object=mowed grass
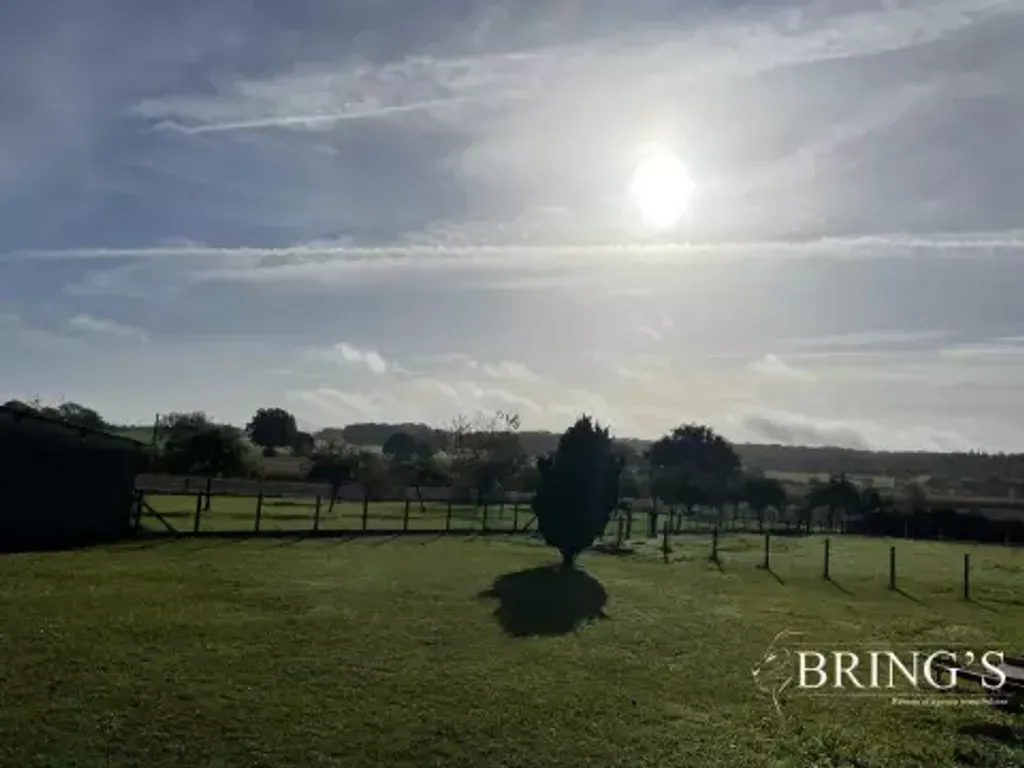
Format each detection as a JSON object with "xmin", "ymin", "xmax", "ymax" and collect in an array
[{"xmin": 2, "ymin": 535, "xmax": 1024, "ymax": 768}]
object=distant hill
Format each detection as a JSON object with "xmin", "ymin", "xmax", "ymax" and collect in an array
[{"xmin": 311, "ymin": 422, "xmax": 1024, "ymax": 481}]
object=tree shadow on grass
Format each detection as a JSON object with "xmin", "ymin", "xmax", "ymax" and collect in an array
[
  {"xmin": 967, "ymin": 598, "xmax": 997, "ymax": 613},
  {"xmin": 826, "ymin": 578, "xmax": 855, "ymax": 596},
  {"xmin": 178, "ymin": 537, "xmax": 244, "ymax": 553},
  {"xmin": 958, "ymin": 721, "xmax": 1024, "ymax": 748},
  {"xmin": 894, "ymin": 587, "xmax": 927, "ymax": 606},
  {"xmin": 478, "ymin": 565, "xmax": 609, "ymax": 637},
  {"xmin": 592, "ymin": 542, "xmax": 635, "ymax": 557}
]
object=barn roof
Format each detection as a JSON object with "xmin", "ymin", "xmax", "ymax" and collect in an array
[{"xmin": 0, "ymin": 404, "xmax": 146, "ymax": 450}]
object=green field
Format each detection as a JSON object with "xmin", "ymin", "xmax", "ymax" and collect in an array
[
  {"xmin": 145, "ymin": 493, "xmax": 532, "ymax": 533},
  {"xmin": 1, "ymin": 535, "xmax": 1023, "ymax": 767}
]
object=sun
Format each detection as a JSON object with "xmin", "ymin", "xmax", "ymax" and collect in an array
[{"xmin": 628, "ymin": 144, "xmax": 696, "ymax": 230}]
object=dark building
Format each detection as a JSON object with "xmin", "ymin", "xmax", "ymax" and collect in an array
[{"xmin": 0, "ymin": 405, "xmax": 145, "ymax": 551}]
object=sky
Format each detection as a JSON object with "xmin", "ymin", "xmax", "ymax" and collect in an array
[{"xmin": 3, "ymin": 0, "xmax": 1024, "ymax": 452}]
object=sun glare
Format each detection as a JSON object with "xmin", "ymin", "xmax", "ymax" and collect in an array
[{"xmin": 629, "ymin": 144, "xmax": 696, "ymax": 230}]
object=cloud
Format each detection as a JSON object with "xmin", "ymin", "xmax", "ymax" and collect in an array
[
  {"xmin": 124, "ymin": 1, "xmax": 1016, "ymax": 136},
  {"xmin": 408, "ymin": 352, "xmax": 481, "ymax": 370},
  {"xmin": 779, "ymin": 329, "xmax": 951, "ymax": 350},
  {"xmin": 325, "ymin": 344, "xmax": 389, "ymax": 376},
  {"xmin": 638, "ymin": 326, "xmax": 663, "ymax": 342},
  {"xmin": 616, "ymin": 366, "xmax": 656, "ymax": 382},
  {"xmin": 454, "ymin": 380, "xmax": 543, "ymax": 412},
  {"xmin": 481, "ymin": 360, "xmax": 540, "ymax": 382},
  {"xmin": 63, "ymin": 265, "xmax": 153, "ymax": 298},
  {"xmin": 412, "ymin": 378, "xmax": 461, "ymax": 399},
  {"xmin": 737, "ymin": 409, "xmax": 979, "ymax": 452},
  {"xmin": 310, "ymin": 342, "xmax": 389, "ymax": 375},
  {"xmin": 128, "ymin": 44, "xmax": 597, "ymax": 134},
  {"xmin": 295, "ymin": 388, "xmax": 388, "ymax": 420},
  {"xmin": 14, "ymin": 230, "xmax": 1024, "ymax": 298},
  {"xmin": 67, "ymin": 314, "xmax": 147, "ymax": 341},
  {"xmin": 937, "ymin": 342, "xmax": 1024, "ymax": 361},
  {"xmin": 747, "ymin": 354, "xmax": 816, "ymax": 381},
  {"xmin": 148, "ymin": 96, "xmax": 480, "ymax": 135},
  {"xmin": 741, "ymin": 412, "xmax": 871, "ymax": 450},
  {"xmin": 0, "ymin": 312, "xmax": 80, "ymax": 351},
  {"xmin": 340, "ymin": 343, "xmax": 387, "ymax": 375}
]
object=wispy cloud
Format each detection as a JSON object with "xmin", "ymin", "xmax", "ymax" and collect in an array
[
  {"xmin": 148, "ymin": 97, "xmax": 480, "ymax": 135},
  {"xmin": 16, "ymin": 230, "xmax": 1024, "ymax": 271},
  {"xmin": 747, "ymin": 354, "xmax": 815, "ymax": 382},
  {"xmin": 453, "ymin": 380, "xmax": 543, "ymax": 412},
  {"xmin": 307, "ymin": 342, "xmax": 389, "ymax": 375},
  {"xmin": 128, "ymin": 45, "xmax": 596, "ymax": 134},
  {"xmin": 481, "ymin": 360, "xmax": 540, "ymax": 382},
  {"xmin": 67, "ymin": 314, "xmax": 147, "ymax": 341},
  {"xmin": 736, "ymin": 408, "xmax": 981, "ymax": 452},
  {"xmin": 295, "ymin": 388, "xmax": 389, "ymax": 420},
  {"xmin": 937, "ymin": 342, "xmax": 1024, "ymax": 361},
  {"xmin": 779, "ymin": 329, "xmax": 951, "ymax": 350},
  {"xmin": 0, "ymin": 313, "xmax": 80, "ymax": 350},
  {"xmin": 126, "ymin": 1, "xmax": 1017, "ymax": 136},
  {"xmin": 616, "ymin": 366, "xmax": 657, "ymax": 382},
  {"xmin": 409, "ymin": 352, "xmax": 481, "ymax": 369}
]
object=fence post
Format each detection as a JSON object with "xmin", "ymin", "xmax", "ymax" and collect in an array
[
  {"xmin": 255, "ymin": 492, "xmax": 264, "ymax": 533},
  {"xmin": 625, "ymin": 509, "xmax": 633, "ymax": 540},
  {"xmin": 662, "ymin": 519, "xmax": 670, "ymax": 564},
  {"xmin": 193, "ymin": 492, "xmax": 203, "ymax": 534},
  {"xmin": 963, "ymin": 553, "xmax": 971, "ymax": 600},
  {"xmin": 711, "ymin": 526, "xmax": 720, "ymax": 563},
  {"xmin": 763, "ymin": 533, "xmax": 771, "ymax": 570},
  {"xmin": 447, "ymin": 496, "xmax": 453, "ymax": 532},
  {"xmin": 403, "ymin": 498, "xmax": 410, "ymax": 532},
  {"xmin": 204, "ymin": 477, "xmax": 212, "ymax": 512},
  {"xmin": 482, "ymin": 501, "xmax": 489, "ymax": 533},
  {"xmin": 512, "ymin": 503, "xmax": 519, "ymax": 533},
  {"xmin": 133, "ymin": 491, "xmax": 143, "ymax": 530},
  {"xmin": 889, "ymin": 545, "xmax": 896, "ymax": 590},
  {"xmin": 616, "ymin": 516, "xmax": 625, "ymax": 548},
  {"xmin": 824, "ymin": 538, "xmax": 831, "ymax": 580},
  {"xmin": 313, "ymin": 495, "xmax": 321, "ymax": 532},
  {"xmin": 362, "ymin": 496, "xmax": 369, "ymax": 531}
]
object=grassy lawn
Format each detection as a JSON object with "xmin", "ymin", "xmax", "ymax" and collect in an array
[{"xmin": 1, "ymin": 535, "xmax": 1023, "ymax": 767}]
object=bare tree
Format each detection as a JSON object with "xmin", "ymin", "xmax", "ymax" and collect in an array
[{"xmin": 443, "ymin": 410, "xmax": 524, "ymax": 506}]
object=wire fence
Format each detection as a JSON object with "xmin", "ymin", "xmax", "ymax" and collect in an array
[{"xmin": 132, "ymin": 487, "xmax": 1024, "ymax": 609}]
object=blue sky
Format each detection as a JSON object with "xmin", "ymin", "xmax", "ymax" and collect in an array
[{"xmin": 3, "ymin": 0, "xmax": 1024, "ymax": 451}]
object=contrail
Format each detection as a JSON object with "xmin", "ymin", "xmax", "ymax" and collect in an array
[{"xmin": 152, "ymin": 95, "xmax": 477, "ymax": 134}]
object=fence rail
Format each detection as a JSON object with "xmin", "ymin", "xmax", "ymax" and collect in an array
[{"xmin": 132, "ymin": 473, "xmax": 1024, "ymax": 551}]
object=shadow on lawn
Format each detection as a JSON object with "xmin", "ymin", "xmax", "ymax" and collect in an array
[
  {"xmin": 478, "ymin": 565, "xmax": 608, "ymax": 638},
  {"xmin": 958, "ymin": 721, "xmax": 1024, "ymax": 750}
]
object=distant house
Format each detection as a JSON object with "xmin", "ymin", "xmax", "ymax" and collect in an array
[
  {"xmin": 0, "ymin": 404, "xmax": 145, "ymax": 550},
  {"xmin": 257, "ymin": 455, "xmax": 313, "ymax": 480}
]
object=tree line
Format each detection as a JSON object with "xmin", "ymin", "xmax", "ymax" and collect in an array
[
  {"xmin": 9, "ymin": 398, "xmax": 1024, "ymax": 491},
  {"xmin": 319, "ymin": 423, "xmax": 1024, "ymax": 490},
  {"xmin": 5, "ymin": 398, "xmax": 1021, "ymax": 550}
]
